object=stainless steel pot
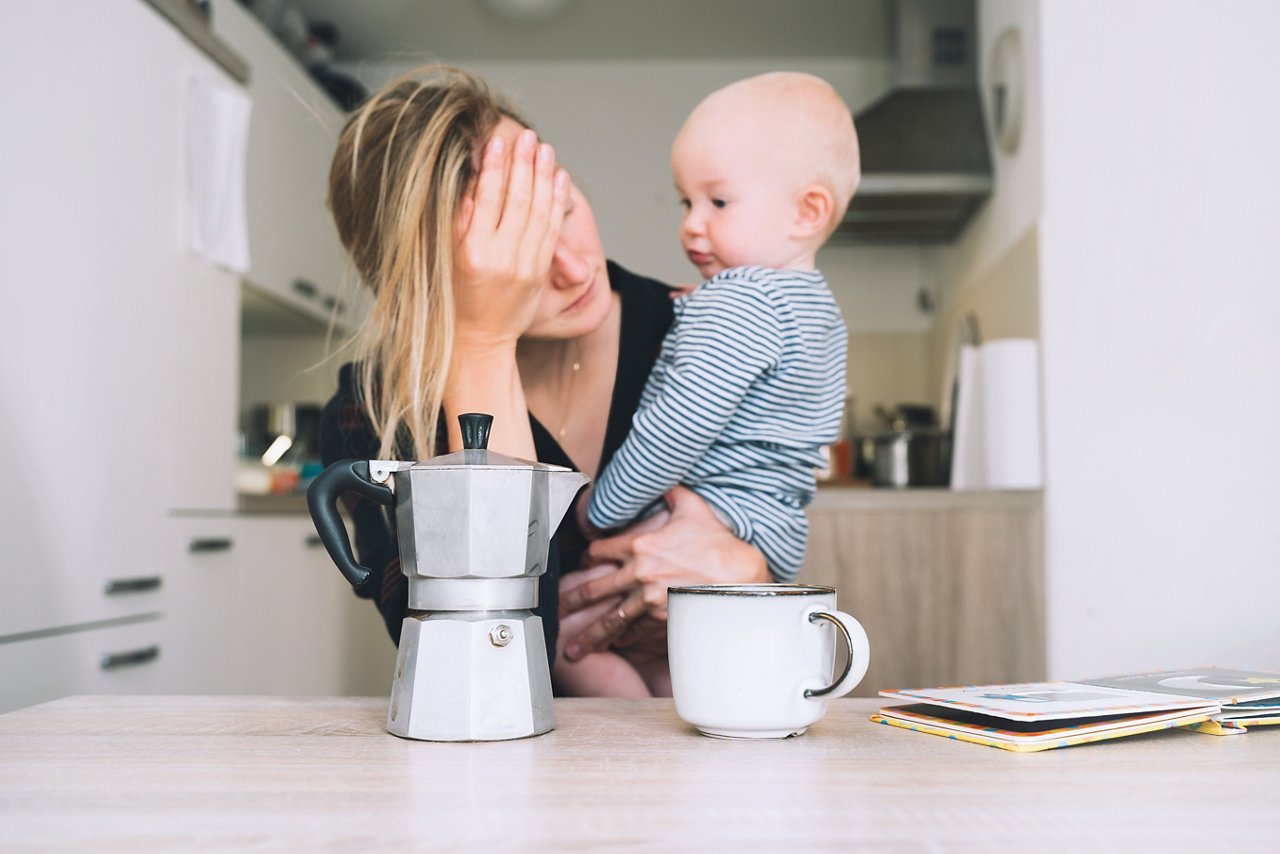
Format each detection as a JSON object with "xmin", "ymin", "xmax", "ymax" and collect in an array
[{"xmin": 871, "ymin": 428, "xmax": 951, "ymax": 488}]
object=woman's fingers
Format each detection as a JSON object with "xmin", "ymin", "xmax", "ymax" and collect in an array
[
  {"xmin": 558, "ymin": 594, "xmax": 623, "ymax": 639},
  {"xmin": 616, "ymin": 615, "xmax": 669, "ymax": 649},
  {"xmin": 668, "ymin": 283, "xmax": 700, "ymax": 299},
  {"xmin": 558, "ymin": 562, "xmax": 637, "ymax": 616},
  {"xmin": 466, "ymin": 135, "xmax": 507, "ymax": 238},
  {"xmin": 464, "ymin": 128, "xmax": 562, "ymax": 286},
  {"xmin": 517, "ymin": 143, "xmax": 560, "ymax": 276},
  {"xmin": 559, "ymin": 562, "xmax": 618, "ymax": 594},
  {"xmin": 537, "ymin": 167, "xmax": 570, "ymax": 274},
  {"xmin": 452, "ymin": 128, "xmax": 563, "ymax": 348},
  {"xmin": 562, "ymin": 589, "xmax": 647, "ymax": 661},
  {"xmin": 584, "ymin": 530, "xmax": 641, "ymax": 566},
  {"xmin": 585, "ymin": 506, "xmax": 669, "ymax": 563},
  {"xmin": 497, "ymin": 128, "xmax": 538, "ymax": 237},
  {"xmin": 455, "ymin": 196, "xmax": 476, "ymax": 245}
]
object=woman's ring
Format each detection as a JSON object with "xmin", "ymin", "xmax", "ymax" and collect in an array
[{"xmin": 617, "ymin": 607, "xmax": 627, "ymax": 623}]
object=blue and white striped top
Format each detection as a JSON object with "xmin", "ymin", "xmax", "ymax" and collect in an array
[{"xmin": 588, "ymin": 265, "xmax": 847, "ymax": 580}]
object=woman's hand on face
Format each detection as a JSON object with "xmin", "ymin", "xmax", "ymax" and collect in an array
[
  {"xmin": 454, "ymin": 128, "xmax": 569, "ymax": 352},
  {"xmin": 557, "ymin": 486, "xmax": 769, "ymax": 660}
]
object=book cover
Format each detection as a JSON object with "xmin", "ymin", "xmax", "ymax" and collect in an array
[
  {"xmin": 871, "ymin": 703, "xmax": 1213, "ymax": 753},
  {"xmin": 879, "ymin": 681, "xmax": 1212, "ymax": 720},
  {"xmin": 1083, "ymin": 668, "xmax": 1280, "ymax": 734},
  {"xmin": 873, "ymin": 676, "xmax": 1241, "ymax": 752},
  {"xmin": 1082, "ymin": 668, "xmax": 1280, "ymax": 704}
]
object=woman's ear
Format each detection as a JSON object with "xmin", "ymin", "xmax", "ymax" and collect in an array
[{"xmin": 794, "ymin": 185, "xmax": 835, "ymax": 238}]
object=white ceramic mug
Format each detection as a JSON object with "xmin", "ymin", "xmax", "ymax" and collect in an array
[{"xmin": 667, "ymin": 584, "xmax": 870, "ymax": 739}]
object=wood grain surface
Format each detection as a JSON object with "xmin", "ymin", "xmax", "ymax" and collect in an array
[
  {"xmin": 1, "ymin": 695, "xmax": 1276, "ymax": 851},
  {"xmin": 802, "ymin": 492, "xmax": 1044, "ymax": 695}
]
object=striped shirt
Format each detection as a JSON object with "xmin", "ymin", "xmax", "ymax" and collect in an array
[{"xmin": 588, "ymin": 265, "xmax": 847, "ymax": 580}]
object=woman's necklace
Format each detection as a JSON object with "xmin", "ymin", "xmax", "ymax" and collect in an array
[{"xmin": 556, "ymin": 338, "xmax": 582, "ymax": 441}]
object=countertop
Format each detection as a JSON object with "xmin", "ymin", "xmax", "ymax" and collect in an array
[
  {"xmin": 210, "ymin": 487, "xmax": 1043, "ymax": 517},
  {"xmin": 812, "ymin": 483, "xmax": 1042, "ymax": 510},
  {"xmin": 1, "ymin": 695, "xmax": 1275, "ymax": 850}
]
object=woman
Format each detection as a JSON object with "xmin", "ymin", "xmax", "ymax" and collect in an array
[{"xmin": 319, "ymin": 66, "xmax": 768, "ymax": 694}]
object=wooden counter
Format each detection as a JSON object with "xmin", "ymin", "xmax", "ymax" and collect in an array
[{"xmin": 2, "ymin": 695, "xmax": 1276, "ymax": 850}]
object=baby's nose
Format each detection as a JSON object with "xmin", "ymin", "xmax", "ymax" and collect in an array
[{"xmin": 681, "ymin": 210, "xmax": 704, "ymax": 237}]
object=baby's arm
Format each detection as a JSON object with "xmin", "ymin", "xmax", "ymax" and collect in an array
[{"xmin": 588, "ymin": 278, "xmax": 785, "ymax": 530}]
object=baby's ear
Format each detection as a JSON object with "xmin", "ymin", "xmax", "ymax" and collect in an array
[{"xmin": 794, "ymin": 185, "xmax": 835, "ymax": 238}]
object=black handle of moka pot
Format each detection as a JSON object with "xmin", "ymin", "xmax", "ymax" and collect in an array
[{"xmin": 306, "ymin": 459, "xmax": 394, "ymax": 595}]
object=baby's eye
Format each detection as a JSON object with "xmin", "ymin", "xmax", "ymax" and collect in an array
[
  {"xmin": 711, "ymin": 198, "xmax": 727, "ymax": 209},
  {"xmin": 678, "ymin": 198, "xmax": 691, "ymax": 210}
]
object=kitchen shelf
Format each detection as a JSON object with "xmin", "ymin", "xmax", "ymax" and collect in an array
[{"xmin": 141, "ymin": 0, "xmax": 249, "ymax": 83}]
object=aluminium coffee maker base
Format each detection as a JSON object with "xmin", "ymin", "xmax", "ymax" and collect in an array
[{"xmin": 386, "ymin": 611, "xmax": 555, "ymax": 742}]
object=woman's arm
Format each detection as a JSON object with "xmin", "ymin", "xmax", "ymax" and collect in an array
[
  {"xmin": 558, "ymin": 485, "xmax": 769, "ymax": 661},
  {"xmin": 444, "ymin": 130, "xmax": 569, "ymax": 455}
]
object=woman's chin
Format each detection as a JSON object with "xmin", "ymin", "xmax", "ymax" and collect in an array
[
  {"xmin": 526, "ymin": 277, "xmax": 613, "ymax": 340},
  {"xmin": 562, "ymin": 276, "xmax": 612, "ymax": 333}
]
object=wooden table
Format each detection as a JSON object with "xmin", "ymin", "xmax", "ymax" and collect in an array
[{"xmin": 1, "ymin": 696, "xmax": 1276, "ymax": 851}]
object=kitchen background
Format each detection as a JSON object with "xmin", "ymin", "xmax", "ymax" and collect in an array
[{"xmin": 1, "ymin": 0, "xmax": 1277, "ymax": 713}]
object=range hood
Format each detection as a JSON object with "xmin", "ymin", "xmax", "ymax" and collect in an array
[{"xmin": 833, "ymin": 0, "xmax": 993, "ymax": 245}]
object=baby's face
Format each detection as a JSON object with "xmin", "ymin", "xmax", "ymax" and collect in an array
[{"xmin": 671, "ymin": 116, "xmax": 810, "ymax": 280}]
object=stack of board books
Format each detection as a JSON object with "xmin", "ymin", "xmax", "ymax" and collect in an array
[{"xmin": 871, "ymin": 667, "xmax": 1280, "ymax": 753}]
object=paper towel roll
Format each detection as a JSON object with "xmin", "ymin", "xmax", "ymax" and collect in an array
[
  {"xmin": 950, "ymin": 344, "xmax": 985, "ymax": 490},
  {"xmin": 980, "ymin": 339, "xmax": 1043, "ymax": 490}
]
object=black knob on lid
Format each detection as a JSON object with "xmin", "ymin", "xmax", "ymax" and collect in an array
[{"xmin": 459, "ymin": 413, "xmax": 493, "ymax": 450}]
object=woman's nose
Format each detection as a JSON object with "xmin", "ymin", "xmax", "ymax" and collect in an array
[{"xmin": 551, "ymin": 242, "xmax": 590, "ymax": 288}]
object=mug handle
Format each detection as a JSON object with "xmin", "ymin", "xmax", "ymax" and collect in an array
[{"xmin": 804, "ymin": 610, "xmax": 871, "ymax": 699}]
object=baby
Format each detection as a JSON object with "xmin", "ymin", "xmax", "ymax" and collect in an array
[{"xmin": 558, "ymin": 72, "xmax": 858, "ymax": 698}]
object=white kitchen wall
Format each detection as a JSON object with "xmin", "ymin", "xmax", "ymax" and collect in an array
[
  {"xmin": 926, "ymin": 0, "xmax": 1043, "ymax": 403},
  {"xmin": 931, "ymin": 0, "xmax": 1042, "ymax": 314},
  {"xmin": 1038, "ymin": 1, "xmax": 1280, "ymax": 676}
]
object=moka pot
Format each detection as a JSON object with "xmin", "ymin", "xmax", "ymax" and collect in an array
[{"xmin": 307, "ymin": 413, "xmax": 588, "ymax": 741}]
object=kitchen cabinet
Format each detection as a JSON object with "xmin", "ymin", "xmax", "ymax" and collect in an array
[
  {"xmin": 0, "ymin": 0, "xmax": 375, "ymax": 714},
  {"xmin": 0, "ymin": 0, "xmax": 239, "ymax": 652},
  {"xmin": 208, "ymin": 0, "xmax": 367, "ymax": 331},
  {"xmin": 0, "ymin": 619, "xmax": 174, "ymax": 714},
  {"xmin": 799, "ymin": 488, "xmax": 1044, "ymax": 696},
  {"xmin": 164, "ymin": 514, "xmax": 393, "ymax": 697}
]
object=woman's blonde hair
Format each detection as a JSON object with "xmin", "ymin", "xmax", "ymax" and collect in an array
[{"xmin": 329, "ymin": 65, "xmax": 527, "ymax": 460}]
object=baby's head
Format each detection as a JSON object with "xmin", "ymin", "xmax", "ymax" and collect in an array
[{"xmin": 672, "ymin": 72, "xmax": 859, "ymax": 279}]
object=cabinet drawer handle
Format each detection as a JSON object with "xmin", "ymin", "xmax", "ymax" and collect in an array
[
  {"xmin": 320, "ymin": 295, "xmax": 346, "ymax": 315},
  {"xmin": 100, "ymin": 645, "xmax": 160, "ymax": 671},
  {"xmin": 304, "ymin": 534, "xmax": 323, "ymax": 548},
  {"xmin": 292, "ymin": 278, "xmax": 318, "ymax": 299},
  {"xmin": 104, "ymin": 576, "xmax": 162, "ymax": 595},
  {"xmin": 189, "ymin": 537, "xmax": 234, "ymax": 553}
]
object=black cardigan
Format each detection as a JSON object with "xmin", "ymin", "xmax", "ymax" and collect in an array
[{"xmin": 316, "ymin": 261, "xmax": 674, "ymax": 661}]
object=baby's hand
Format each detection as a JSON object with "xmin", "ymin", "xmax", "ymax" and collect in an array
[{"xmin": 668, "ymin": 283, "xmax": 700, "ymax": 300}]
